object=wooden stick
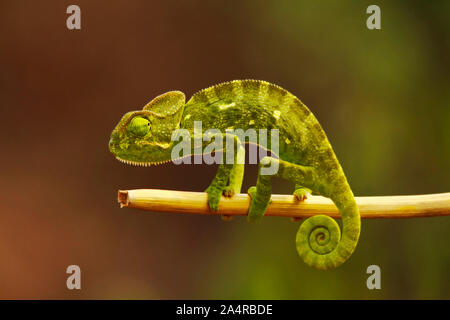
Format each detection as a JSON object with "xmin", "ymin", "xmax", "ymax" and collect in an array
[{"xmin": 117, "ymin": 189, "xmax": 450, "ymax": 219}]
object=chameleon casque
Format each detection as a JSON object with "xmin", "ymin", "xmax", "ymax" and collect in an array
[{"xmin": 109, "ymin": 80, "xmax": 360, "ymax": 270}]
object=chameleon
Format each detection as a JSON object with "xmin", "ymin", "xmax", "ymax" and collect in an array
[{"xmin": 109, "ymin": 80, "xmax": 360, "ymax": 270}]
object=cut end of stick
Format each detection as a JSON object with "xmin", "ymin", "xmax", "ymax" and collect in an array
[{"xmin": 118, "ymin": 190, "xmax": 129, "ymax": 208}]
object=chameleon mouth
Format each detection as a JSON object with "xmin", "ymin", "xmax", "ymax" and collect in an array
[{"xmin": 115, "ymin": 156, "xmax": 172, "ymax": 167}]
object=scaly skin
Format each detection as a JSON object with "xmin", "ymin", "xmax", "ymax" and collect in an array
[{"xmin": 109, "ymin": 80, "xmax": 361, "ymax": 270}]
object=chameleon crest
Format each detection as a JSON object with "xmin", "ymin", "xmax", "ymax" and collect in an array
[{"xmin": 109, "ymin": 80, "xmax": 361, "ymax": 270}]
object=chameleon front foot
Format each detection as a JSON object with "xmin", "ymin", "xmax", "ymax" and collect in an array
[
  {"xmin": 221, "ymin": 215, "xmax": 233, "ymax": 221},
  {"xmin": 205, "ymin": 185, "xmax": 223, "ymax": 211}
]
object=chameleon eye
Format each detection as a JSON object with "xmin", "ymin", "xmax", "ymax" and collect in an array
[{"xmin": 127, "ymin": 116, "xmax": 150, "ymax": 137}]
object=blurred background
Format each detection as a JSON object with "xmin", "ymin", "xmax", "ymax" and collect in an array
[{"xmin": 0, "ymin": 0, "xmax": 449, "ymax": 299}]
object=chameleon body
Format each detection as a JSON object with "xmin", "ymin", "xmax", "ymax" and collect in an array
[{"xmin": 109, "ymin": 80, "xmax": 360, "ymax": 270}]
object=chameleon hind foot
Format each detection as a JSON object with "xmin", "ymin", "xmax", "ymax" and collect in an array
[
  {"xmin": 246, "ymin": 157, "xmax": 280, "ymax": 222},
  {"xmin": 247, "ymin": 186, "xmax": 257, "ymax": 199},
  {"xmin": 293, "ymin": 186, "xmax": 311, "ymax": 202},
  {"xmin": 247, "ymin": 185, "xmax": 272, "ymax": 223},
  {"xmin": 247, "ymin": 186, "xmax": 273, "ymax": 204},
  {"xmin": 206, "ymin": 185, "xmax": 235, "ymax": 220},
  {"xmin": 248, "ymin": 156, "xmax": 317, "ymax": 223}
]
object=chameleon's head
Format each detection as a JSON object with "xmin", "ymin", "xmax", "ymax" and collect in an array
[{"xmin": 109, "ymin": 91, "xmax": 185, "ymax": 166}]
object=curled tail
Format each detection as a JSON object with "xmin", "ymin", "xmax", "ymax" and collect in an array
[{"xmin": 295, "ymin": 182, "xmax": 360, "ymax": 270}]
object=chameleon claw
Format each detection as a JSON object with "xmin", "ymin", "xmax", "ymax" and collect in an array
[{"xmin": 223, "ymin": 186, "xmax": 236, "ymax": 197}]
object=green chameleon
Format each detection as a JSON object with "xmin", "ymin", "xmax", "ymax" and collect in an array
[{"xmin": 109, "ymin": 80, "xmax": 360, "ymax": 270}]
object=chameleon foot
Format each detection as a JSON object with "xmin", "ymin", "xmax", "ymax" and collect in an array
[
  {"xmin": 206, "ymin": 185, "xmax": 223, "ymax": 211},
  {"xmin": 247, "ymin": 186, "xmax": 272, "ymax": 222},
  {"xmin": 293, "ymin": 187, "xmax": 311, "ymax": 202},
  {"xmin": 247, "ymin": 186, "xmax": 272, "ymax": 204},
  {"xmin": 247, "ymin": 186, "xmax": 257, "ymax": 200}
]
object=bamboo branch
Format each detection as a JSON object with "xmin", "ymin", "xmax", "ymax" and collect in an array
[{"xmin": 117, "ymin": 189, "xmax": 450, "ymax": 219}]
